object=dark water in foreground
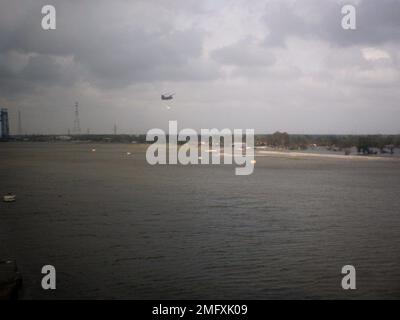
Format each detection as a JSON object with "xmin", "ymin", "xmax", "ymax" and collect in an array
[{"xmin": 1, "ymin": 142, "xmax": 400, "ymax": 299}]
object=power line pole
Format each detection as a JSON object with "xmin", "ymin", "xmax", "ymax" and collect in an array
[{"xmin": 73, "ymin": 102, "xmax": 81, "ymax": 134}]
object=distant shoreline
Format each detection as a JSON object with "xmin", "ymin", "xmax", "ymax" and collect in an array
[
  {"xmin": 256, "ymin": 150, "xmax": 397, "ymax": 161},
  {"xmin": 1, "ymin": 141, "xmax": 399, "ymax": 162}
]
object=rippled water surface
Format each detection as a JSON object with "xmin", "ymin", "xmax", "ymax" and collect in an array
[{"xmin": 1, "ymin": 143, "xmax": 400, "ymax": 299}]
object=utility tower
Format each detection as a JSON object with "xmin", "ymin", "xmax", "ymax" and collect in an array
[
  {"xmin": 114, "ymin": 123, "xmax": 117, "ymax": 135},
  {"xmin": 73, "ymin": 102, "xmax": 81, "ymax": 134}
]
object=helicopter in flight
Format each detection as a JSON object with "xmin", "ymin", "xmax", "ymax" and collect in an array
[{"xmin": 161, "ymin": 93, "xmax": 174, "ymax": 101}]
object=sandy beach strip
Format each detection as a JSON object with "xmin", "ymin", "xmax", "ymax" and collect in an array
[{"xmin": 256, "ymin": 150, "xmax": 398, "ymax": 161}]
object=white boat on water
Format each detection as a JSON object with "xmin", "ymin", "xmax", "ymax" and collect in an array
[{"xmin": 3, "ymin": 194, "xmax": 16, "ymax": 202}]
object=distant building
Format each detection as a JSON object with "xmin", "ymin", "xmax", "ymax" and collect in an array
[{"xmin": 0, "ymin": 108, "xmax": 10, "ymax": 139}]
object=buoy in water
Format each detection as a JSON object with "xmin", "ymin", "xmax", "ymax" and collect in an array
[{"xmin": 3, "ymin": 194, "xmax": 16, "ymax": 203}]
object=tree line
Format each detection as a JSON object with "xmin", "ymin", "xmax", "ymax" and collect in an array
[{"xmin": 256, "ymin": 132, "xmax": 400, "ymax": 154}]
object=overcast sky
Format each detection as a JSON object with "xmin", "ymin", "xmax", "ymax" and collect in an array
[{"xmin": 1, "ymin": 0, "xmax": 400, "ymax": 134}]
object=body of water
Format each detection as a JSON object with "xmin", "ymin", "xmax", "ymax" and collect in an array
[{"xmin": 1, "ymin": 142, "xmax": 400, "ymax": 299}]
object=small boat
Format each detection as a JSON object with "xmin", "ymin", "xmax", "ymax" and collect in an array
[{"xmin": 3, "ymin": 194, "xmax": 16, "ymax": 203}]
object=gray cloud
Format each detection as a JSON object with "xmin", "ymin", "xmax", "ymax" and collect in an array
[
  {"xmin": 0, "ymin": 0, "xmax": 219, "ymax": 92},
  {"xmin": 22, "ymin": 55, "xmax": 77, "ymax": 85},
  {"xmin": 263, "ymin": 0, "xmax": 400, "ymax": 47},
  {"xmin": 0, "ymin": 0, "xmax": 399, "ymax": 134},
  {"xmin": 212, "ymin": 38, "xmax": 276, "ymax": 67}
]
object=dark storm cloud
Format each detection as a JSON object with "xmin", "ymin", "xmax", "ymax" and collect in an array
[
  {"xmin": 0, "ymin": 0, "xmax": 219, "ymax": 93},
  {"xmin": 75, "ymin": 28, "xmax": 218, "ymax": 88},
  {"xmin": 21, "ymin": 55, "xmax": 77, "ymax": 86},
  {"xmin": 0, "ymin": 51, "xmax": 79, "ymax": 96},
  {"xmin": 263, "ymin": 0, "xmax": 400, "ymax": 47},
  {"xmin": 1, "ymin": 0, "xmax": 399, "ymax": 95}
]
